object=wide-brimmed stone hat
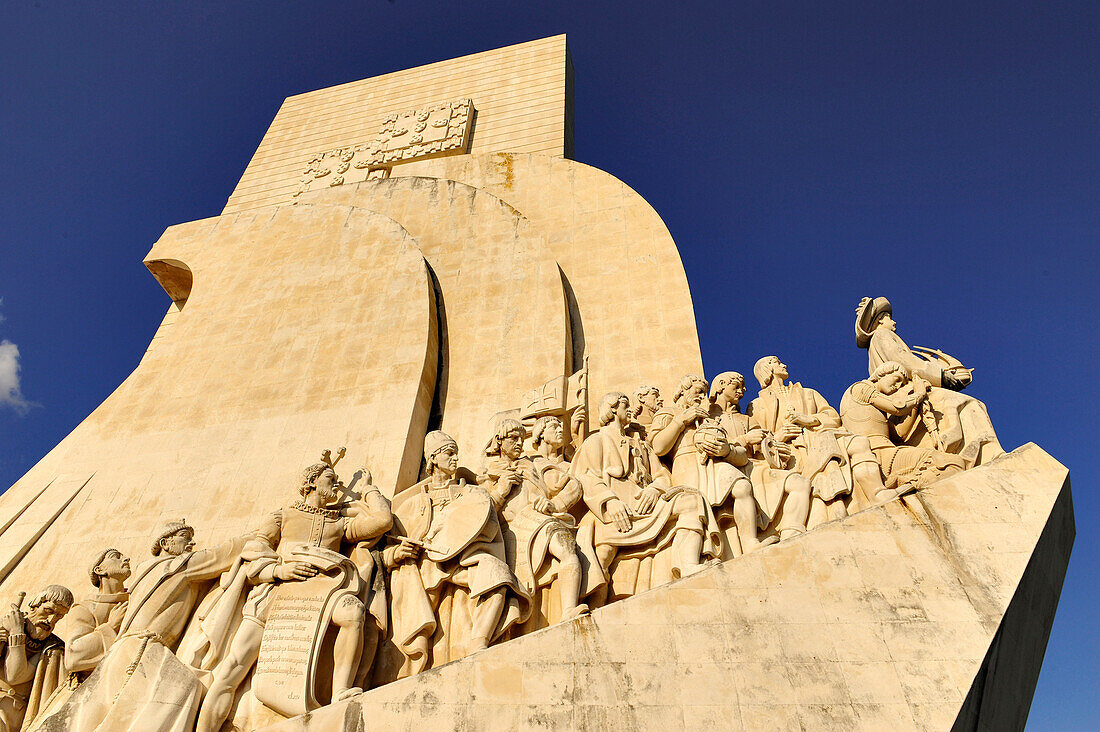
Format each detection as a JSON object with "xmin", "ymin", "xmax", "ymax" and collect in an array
[
  {"xmin": 151, "ymin": 518, "xmax": 193, "ymax": 556},
  {"xmin": 855, "ymin": 296, "xmax": 892, "ymax": 348}
]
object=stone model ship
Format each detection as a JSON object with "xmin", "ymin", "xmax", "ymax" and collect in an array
[{"xmin": 0, "ymin": 36, "xmax": 1072, "ymax": 731}]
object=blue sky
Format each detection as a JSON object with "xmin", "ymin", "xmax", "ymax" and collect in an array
[{"xmin": 1, "ymin": 1, "xmax": 1096, "ymax": 726}]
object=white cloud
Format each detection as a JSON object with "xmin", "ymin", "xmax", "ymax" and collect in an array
[{"xmin": 0, "ymin": 339, "xmax": 31, "ymax": 414}]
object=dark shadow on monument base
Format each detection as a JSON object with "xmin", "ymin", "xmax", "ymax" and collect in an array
[{"xmin": 952, "ymin": 477, "xmax": 1075, "ymax": 731}]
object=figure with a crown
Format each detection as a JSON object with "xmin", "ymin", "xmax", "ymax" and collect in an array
[{"xmin": 196, "ymin": 449, "xmax": 393, "ymax": 729}]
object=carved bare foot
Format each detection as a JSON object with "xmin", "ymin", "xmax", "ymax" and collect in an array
[
  {"xmin": 742, "ymin": 535, "xmax": 780, "ymax": 553},
  {"xmin": 561, "ymin": 603, "xmax": 590, "ymax": 622},
  {"xmin": 336, "ymin": 687, "xmax": 362, "ymax": 702},
  {"xmin": 778, "ymin": 528, "xmax": 805, "ymax": 541}
]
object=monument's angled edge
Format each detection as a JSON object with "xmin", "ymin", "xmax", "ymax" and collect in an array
[{"xmin": 0, "ymin": 35, "xmax": 1072, "ymax": 732}]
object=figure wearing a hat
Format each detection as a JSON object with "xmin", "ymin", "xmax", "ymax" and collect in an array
[
  {"xmin": 384, "ymin": 431, "xmax": 529, "ymax": 678},
  {"xmin": 42, "ymin": 520, "xmax": 250, "ymax": 732},
  {"xmin": 855, "ymin": 297, "xmax": 1004, "ymax": 466}
]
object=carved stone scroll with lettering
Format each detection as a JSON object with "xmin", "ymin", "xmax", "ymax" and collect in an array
[{"xmin": 251, "ymin": 545, "xmax": 354, "ymax": 718}]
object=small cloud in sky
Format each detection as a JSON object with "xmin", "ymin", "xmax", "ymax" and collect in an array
[{"xmin": 0, "ymin": 339, "xmax": 33, "ymax": 414}]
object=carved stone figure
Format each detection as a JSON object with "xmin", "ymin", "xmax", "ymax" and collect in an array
[
  {"xmin": 65, "ymin": 550, "xmax": 130, "ymax": 678},
  {"xmin": 570, "ymin": 392, "xmax": 720, "ymax": 601},
  {"xmin": 750, "ymin": 356, "xmax": 901, "ymax": 527},
  {"xmin": 856, "ymin": 296, "xmax": 1004, "ymax": 466},
  {"xmin": 385, "ymin": 431, "xmax": 530, "ymax": 677},
  {"xmin": 197, "ymin": 460, "xmax": 392, "ymax": 728},
  {"xmin": 709, "ymin": 372, "xmax": 811, "ymax": 541},
  {"xmin": 650, "ymin": 375, "xmax": 777, "ymax": 556},
  {"xmin": 0, "ymin": 585, "xmax": 71, "ymax": 731},
  {"xmin": 840, "ymin": 361, "xmax": 966, "ymax": 491},
  {"xmin": 44, "ymin": 520, "xmax": 249, "ymax": 732},
  {"xmin": 631, "ymin": 385, "xmax": 663, "ymax": 429},
  {"xmin": 482, "ymin": 419, "xmax": 594, "ymax": 627},
  {"xmin": 22, "ymin": 552, "xmax": 130, "ymax": 731},
  {"xmin": 527, "ymin": 417, "xmax": 589, "ymax": 512}
]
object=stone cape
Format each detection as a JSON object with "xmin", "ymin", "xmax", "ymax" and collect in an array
[{"xmin": 30, "ymin": 636, "xmax": 201, "ymax": 732}]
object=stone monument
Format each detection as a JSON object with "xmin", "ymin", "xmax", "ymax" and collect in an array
[{"xmin": 0, "ymin": 35, "xmax": 1072, "ymax": 731}]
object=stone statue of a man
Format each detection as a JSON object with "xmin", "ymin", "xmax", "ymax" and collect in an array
[
  {"xmin": 650, "ymin": 375, "xmax": 778, "ymax": 556},
  {"xmin": 855, "ymin": 296, "xmax": 1004, "ymax": 466},
  {"xmin": 482, "ymin": 419, "xmax": 594, "ymax": 625},
  {"xmin": 22, "ymin": 551, "xmax": 130, "ymax": 730},
  {"xmin": 631, "ymin": 385, "xmax": 663, "ymax": 430},
  {"xmin": 0, "ymin": 585, "xmax": 72, "ymax": 731},
  {"xmin": 43, "ymin": 520, "xmax": 249, "ymax": 732},
  {"xmin": 750, "ymin": 356, "xmax": 901, "ymax": 525},
  {"xmin": 197, "ymin": 461, "xmax": 392, "ymax": 729},
  {"xmin": 385, "ymin": 431, "xmax": 529, "ymax": 676},
  {"xmin": 840, "ymin": 361, "xmax": 966, "ymax": 492},
  {"xmin": 65, "ymin": 549, "xmax": 130, "ymax": 678},
  {"xmin": 709, "ymin": 371, "xmax": 812, "ymax": 541},
  {"xmin": 570, "ymin": 392, "xmax": 720, "ymax": 601}
]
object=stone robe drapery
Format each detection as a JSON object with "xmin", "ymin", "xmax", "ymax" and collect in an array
[
  {"xmin": 749, "ymin": 383, "xmax": 868, "ymax": 504},
  {"xmin": 569, "ymin": 425, "xmax": 719, "ymax": 597},
  {"xmin": 63, "ymin": 593, "xmax": 128, "ymax": 676},
  {"xmin": 716, "ymin": 410, "xmax": 804, "ymax": 528},
  {"xmin": 487, "ymin": 456, "xmax": 603, "ymax": 630},
  {"xmin": 0, "ymin": 634, "xmax": 65, "ymax": 732},
  {"xmin": 386, "ymin": 479, "xmax": 529, "ymax": 678},
  {"xmin": 23, "ymin": 592, "xmax": 128, "ymax": 732},
  {"xmin": 840, "ymin": 380, "xmax": 965, "ymax": 491},
  {"xmin": 866, "ymin": 327, "xmax": 1002, "ymax": 467},
  {"xmin": 649, "ymin": 410, "xmax": 745, "ymax": 509},
  {"xmin": 34, "ymin": 536, "xmax": 248, "ymax": 732},
  {"xmin": 242, "ymin": 497, "xmax": 390, "ymax": 628}
]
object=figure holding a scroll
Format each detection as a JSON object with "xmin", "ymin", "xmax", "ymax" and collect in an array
[{"xmin": 197, "ymin": 458, "xmax": 392, "ymax": 729}]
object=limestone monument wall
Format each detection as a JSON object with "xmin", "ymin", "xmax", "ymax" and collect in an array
[
  {"xmin": 0, "ymin": 36, "xmax": 1072, "ymax": 732},
  {"xmin": 225, "ymin": 35, "xmax": 573, "ymax": 214}
]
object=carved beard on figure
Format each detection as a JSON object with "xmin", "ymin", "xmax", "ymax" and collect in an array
[
  {"xmin": 315, "ymin": 484, "xmax": 338, "ymax": 504},
  {"xmin": 28, "ymin": 617, "xmax": 53, "ymax": 640}
]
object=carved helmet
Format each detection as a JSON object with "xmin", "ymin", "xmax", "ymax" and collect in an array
[{"xmin": 855, "ymin": 296, "xmax": 892, "ymax": 349}]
